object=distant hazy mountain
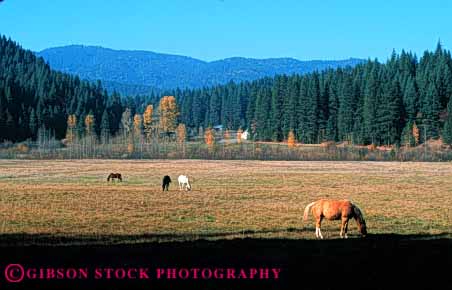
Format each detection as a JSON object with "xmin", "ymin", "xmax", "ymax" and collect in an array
[{"xmin": 36, "ymin": 45, "xmax": 365, "ymax": 95}]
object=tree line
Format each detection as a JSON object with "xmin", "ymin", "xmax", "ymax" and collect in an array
[
  {"xmin": 172, "ymin": 42, "xmax": 452, "ymax": 146},
  {"xmin": 2, "ymin": 34, "xmax": 452, "ymax": 147}
]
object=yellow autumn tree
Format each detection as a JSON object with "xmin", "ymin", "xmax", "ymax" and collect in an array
[
  {"xmin": 158, "ymin": 96, "xmax": 179, "ymax": 134},
  {"xmin": 237, "ymin": 128, "xmax": 243, "ymax": 144},
  {"xmin": 66, "ymin": 114, "xmax": 77, "ymax": 143},
  {"xmin": 412, "ymin": 122, "xmax": 420, "ymax": 146},
  {"xmin": 176, "ymin": 123, "xmax": 186, "ymax": 144},
  {"xmin": 84, "ymin": 114, "xmax": 95, "ymax": 137},
  {"xmin": 205, "ymin": 127, "xmax": 215, "ymax": 150},
  {"xmin": 143, "ymin": 105, "xmax": 153, "ymax": 142},
  {"xmin": 133, "ymin": 114, "xmax": 143, "ymax": 139},
  {"xmin": 287, "ymin": 130, "xmax": 296, "ymax": 148}
]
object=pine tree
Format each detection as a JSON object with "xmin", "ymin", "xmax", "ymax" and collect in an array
[
  {"xmin": 377, "ymin": 78, "xmax": 404, "ymax": 145},
  {"xmin": 305, "ymin": 74, "xmax": 320, "ymax": 143},
  {"xmin": 254, "ymin": 87, "xmax": 272, "ymax": 141},
  {"xmin": 401, "ymin": 121, "xmax": 415, "ymax": 147},
  {"xmin": 270, "ymin": 76, "xmax": 286, "ymax": 141},
  {"xmin": 326, "ymin": 85, "xmax": 339, "ymax": 141},
  {"xmin": 363, "ymin": 65, "xmax": 380, "ymax": 144},
  {"xmin": 338, "ymin": 74, "xmax": 354, "ymax": 142},
  {"xmin": 421, "ymin": 81, "xmax": 441, "ymax": 140},
  {"xmin": 282, "ymin": 77, "xmax": 298, "ymax": 139},
  {"xmin": 29, "ymin": 108, "xmax": 37, "ymax": 139},
  {"xmin": 208, "ymin": 89, "xmax": 221, "ymax": 127},
  {"xmin": 403, "ymin": 78, "xmax": 418, "ymax": 122},
  {"xmin": 442, "ymin": 97, "xmax": 452, "ymax": 145},
  {"xmin": 100, "ymin": 110, "xmax": 110, "ymax": 144}
]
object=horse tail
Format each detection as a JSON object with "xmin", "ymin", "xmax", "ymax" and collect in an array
[{"xmin": 303, "ymin": 201, "xmax": 316, "ymax": 221}]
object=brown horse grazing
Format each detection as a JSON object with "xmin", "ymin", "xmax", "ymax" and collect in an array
[
  {"xmin": 303, "ymin": 199, "xmax": 367, "ymax": 239},
  {"xmin": 107, "ymin": 173, "xmax": 122, "ymax": 182}
]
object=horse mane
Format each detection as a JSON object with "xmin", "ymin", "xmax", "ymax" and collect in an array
[{"xmin": 303, "ymin": 201, "xmax": 316, "ymax": 221}]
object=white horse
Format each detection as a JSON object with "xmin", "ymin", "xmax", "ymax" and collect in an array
[{"xmin": 178, "ymin": 175, "xmax": 192, "ymax": 191}]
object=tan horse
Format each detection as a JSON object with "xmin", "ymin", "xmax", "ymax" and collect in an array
[{"xmin": 303, "ymin": 199, "xmax": 367, "ymax": 239}]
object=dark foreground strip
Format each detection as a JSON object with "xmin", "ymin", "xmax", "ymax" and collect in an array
[{"xmin": 0, "ymin": 234, "xmax": 450, "ymax": 290}]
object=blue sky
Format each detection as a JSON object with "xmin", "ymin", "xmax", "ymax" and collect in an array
[{"xmin": 0, "ymin": 0, "xmax": 451, "ymax": 62}]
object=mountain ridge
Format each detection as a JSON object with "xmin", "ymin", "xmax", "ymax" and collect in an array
[
  {"xmin": 36, "ymin": 45, "xmax": 365, "ymax": 95},
  {"xmin": 37, "ymin": 44, "xmax": 363, "ymax": 63}
]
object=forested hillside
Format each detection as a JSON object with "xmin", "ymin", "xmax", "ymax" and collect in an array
[
  {"xmin": 171, "ymin": 43, "xmax": 452, "ymax": 146},
  {"xmin": 36, "ymin": 45, "xmax": 363, "ymax": 94},
  {"xmin": 0, "ymin": 36, "xmax": 124, "ymax": 142},
  {"xmin": 2, "ymin": 34, "xmax": 452, "ymax": 148}
]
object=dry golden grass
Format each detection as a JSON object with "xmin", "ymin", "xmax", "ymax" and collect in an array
[{"xmin": 0, "ymin": 160, "xmax": 450, "ymax": 244}]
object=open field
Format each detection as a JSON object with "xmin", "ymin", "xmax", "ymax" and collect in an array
[{"xmin": 0, "ymin": 159, "xmax": 450, "ymax": 245}]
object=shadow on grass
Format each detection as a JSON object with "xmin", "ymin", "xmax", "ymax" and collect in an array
[
  {"xmin": 0, "ymin": 229, "xmax": 450, "ymax": 246},
  {"xmin": 0, "ymin": 233, "xmax": 450, "ymax": 289}
]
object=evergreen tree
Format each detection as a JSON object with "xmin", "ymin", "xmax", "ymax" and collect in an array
[
  {"xmin": 29, "ymin": 108, "xmax": 37, "ymax": 139},
  {"xmin": 100, "ymin": 109, "xmax": 110, "ymax": 144},
  {"xmin": 401, "ymin": 121, "xmax": 416, "ymax": 147},
  {"xmin": 442, "ymin": 97, "xmax": 452, "ymax": 145},
  {"xmin": 326, "ymin": 84, "xmax": 339, "ymax": 141},
  {"xmin": 403, "ymin": 77, "xmax": 418, "ymax": 122},
  {"xmin": 421, "ymin": 81, "xmax": 441, "ymax": 140},
  {"xmin": 377, "ymin": 78, "xmax": 404, "ymax": 145},
  {"xmin": 270, "ymin": 76, "xmax": 286, "ymax": 141},
  {"xmin": 338, "ymin": 74, "xmax": 354, "ymax": 142},
  {"xmin": 363, "ymin": 64, "xmax": 380, "ymax": 144}
]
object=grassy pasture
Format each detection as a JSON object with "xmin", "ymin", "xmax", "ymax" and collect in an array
[{"xmin": 0, "ymin": 159, "xmax": 450, "ymax": 245}]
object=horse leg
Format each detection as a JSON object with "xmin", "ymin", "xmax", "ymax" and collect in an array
[
  {"xmin": 316, "ymin": 217, "xmax": 323, "ymax": 239},
  {"xmin": 344, "ymin": 220, "xmax": 349, "ymax": 239},
  {"xmin": 340, "ymin": 217, "xmax": 347, "ymax": 238}
]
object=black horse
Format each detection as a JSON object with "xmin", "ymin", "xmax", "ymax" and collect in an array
[
  {"xmin": 107, "ymin": 173, "xmax": 122, "ymax": 182},
  {"xmin": 162, "ymin": 175, "xmax": 172, "ymax": 191}
]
